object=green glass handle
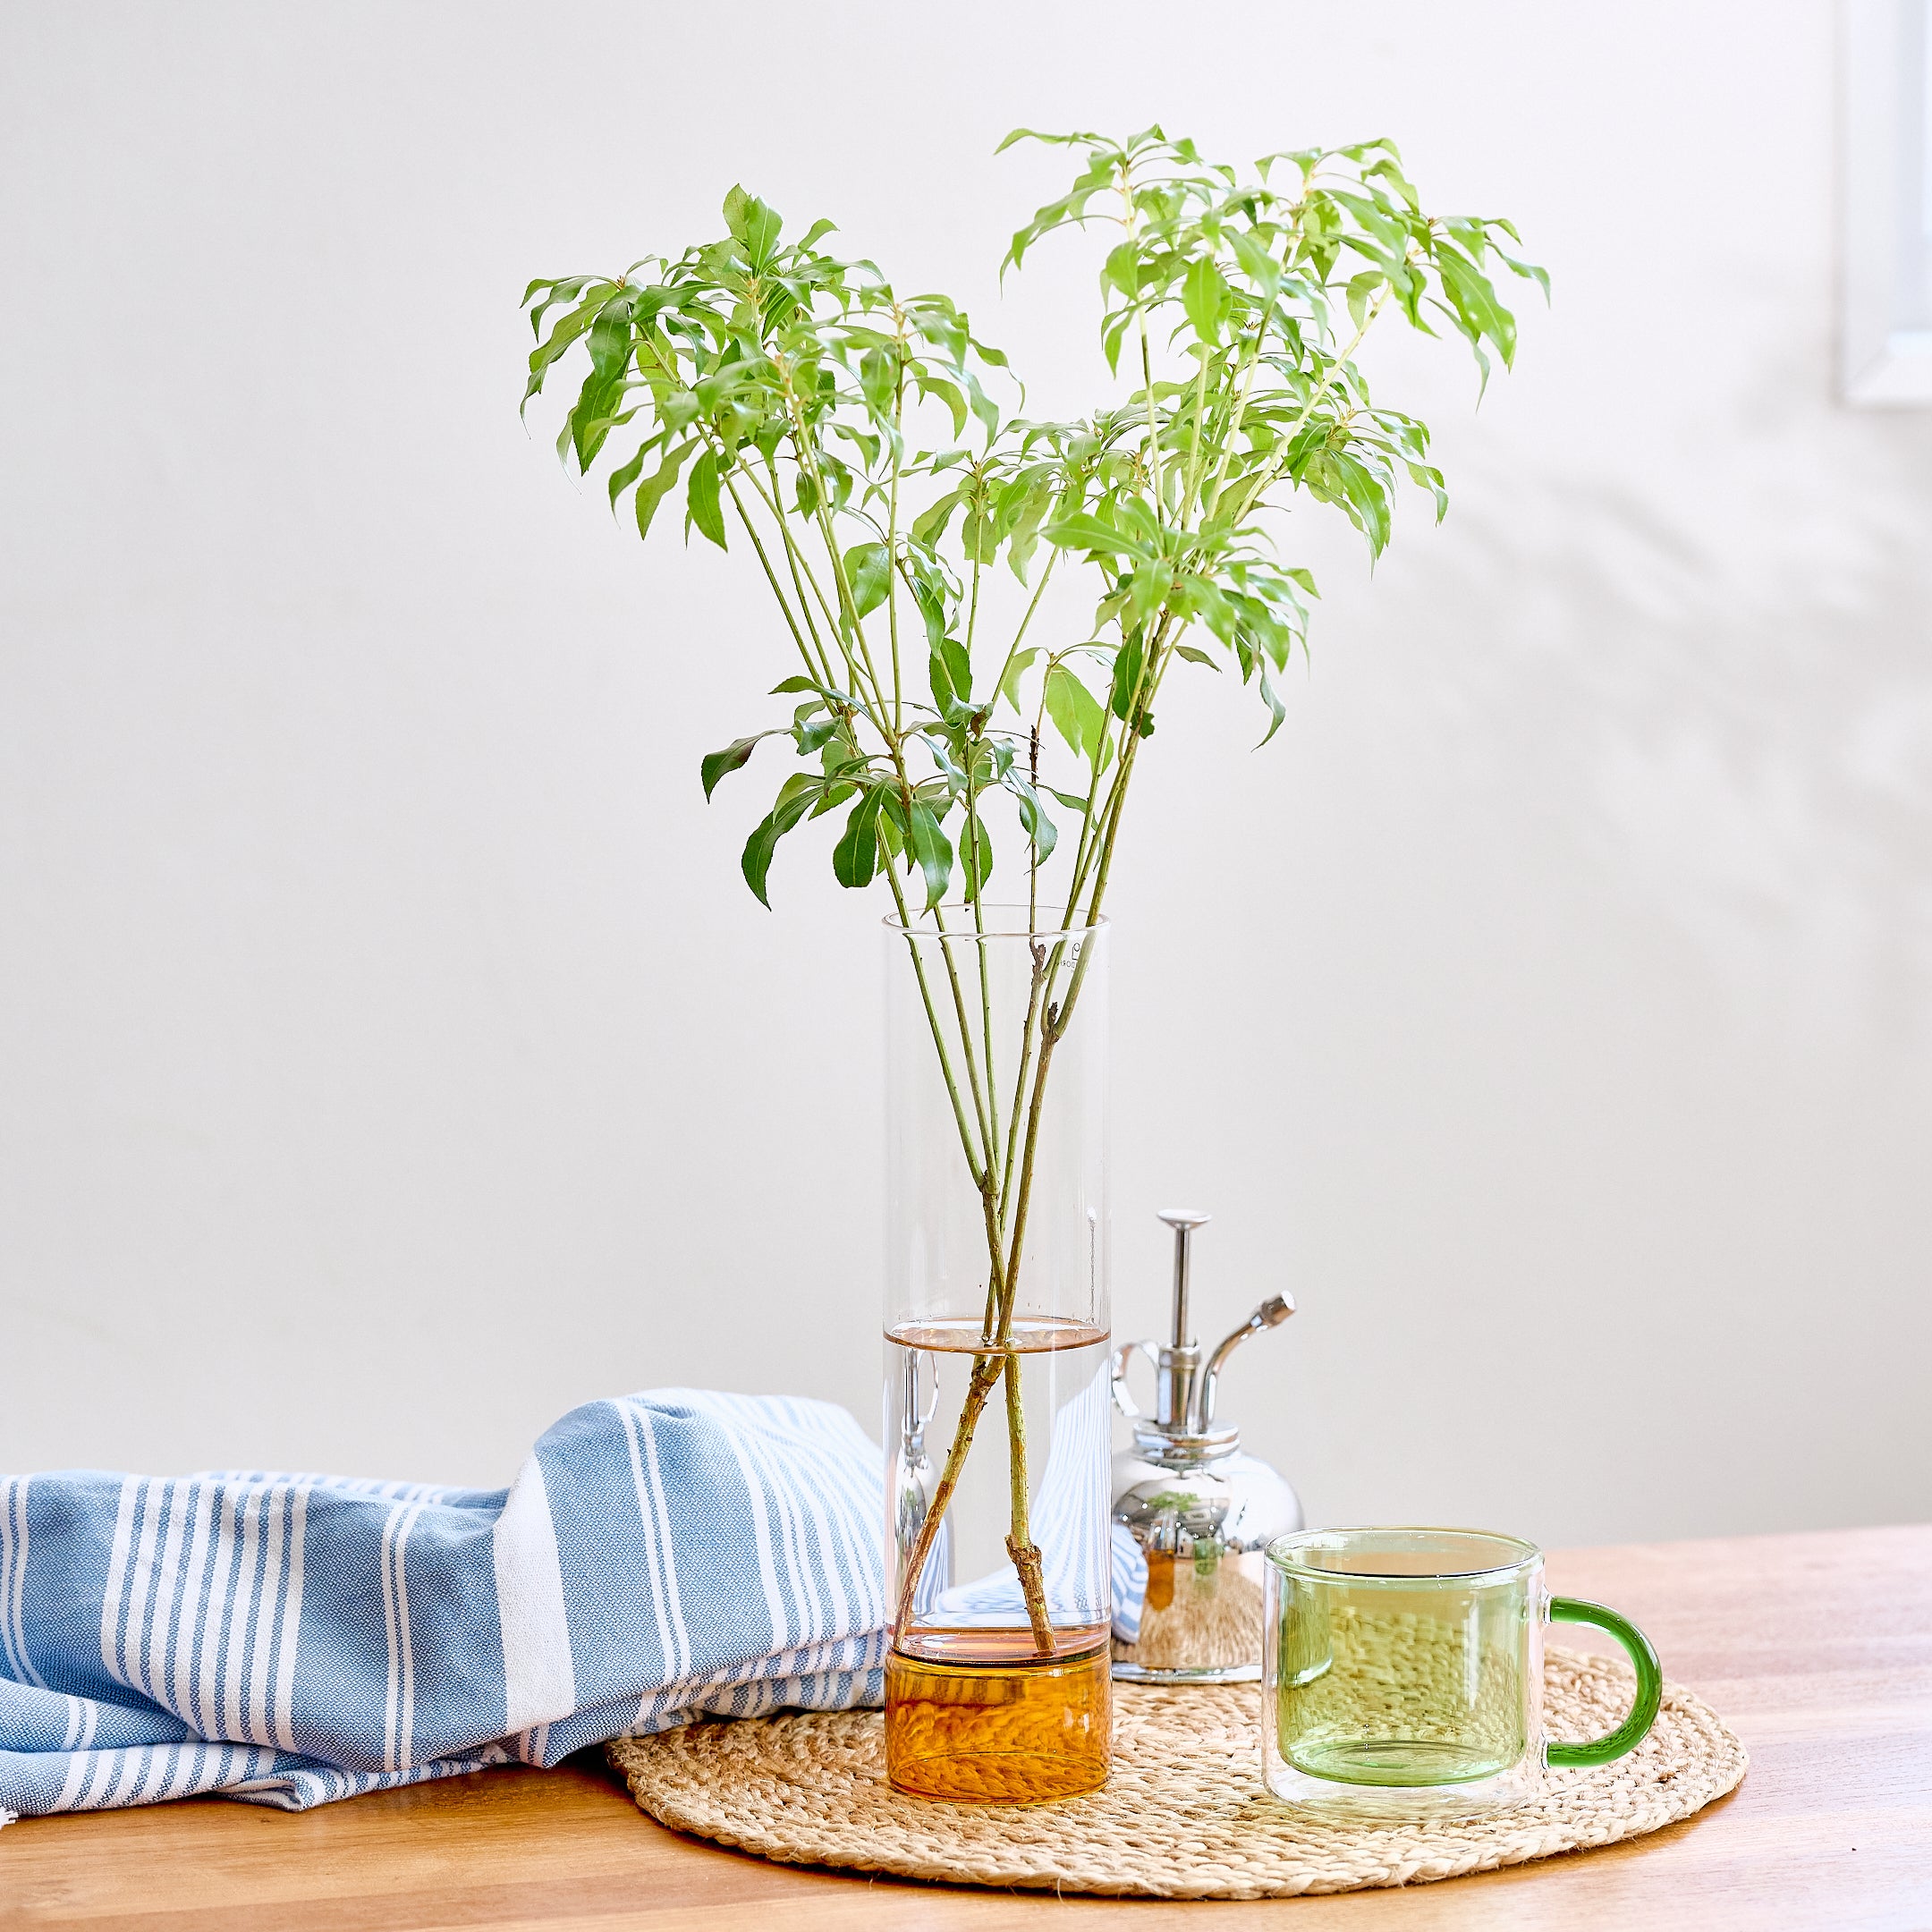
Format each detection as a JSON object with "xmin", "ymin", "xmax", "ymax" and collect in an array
[{"xmin": 1546, "ymin": 1596, "xmax": 1663, "ymax": 1768}]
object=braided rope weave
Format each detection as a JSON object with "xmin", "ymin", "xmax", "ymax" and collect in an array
[{"xmin": 607, "ymin": 1646, "xmax": 1747, "ymax": 1899}]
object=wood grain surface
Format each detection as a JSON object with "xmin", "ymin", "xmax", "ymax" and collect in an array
[{"xmin": 4, "ymin": 1526, "xmax": 1929, "ymax": 1931}]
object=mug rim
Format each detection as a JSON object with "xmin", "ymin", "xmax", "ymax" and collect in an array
[{"xmin": 1266, "ymin": 1526, "xmax": 1542, "ymax": 1584}]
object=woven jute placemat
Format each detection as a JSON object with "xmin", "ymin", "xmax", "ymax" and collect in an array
[{"xmin": 607, "ymin": 1646, "xmax": 1747, "ymax": 1899}]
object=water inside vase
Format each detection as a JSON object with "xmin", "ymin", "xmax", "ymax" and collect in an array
[{"xmin": 884, "ymin": 1317, "xmax": 1112, "ymax": 1801}]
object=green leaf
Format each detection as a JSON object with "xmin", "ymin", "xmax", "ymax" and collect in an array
[
  {"xmin": 860, "ymin": 347, "xmax": 898, "ymax": 417},
  {"xmin": 965, "ymin": 370, "xmax": 1000, "ymax": 438},
  {"xmin": 722, "ymin": 184, "xmax": 783, "ymax": 267},
  {"xmin": 564, "ymin": 369, "xmax": 626, "ymax": 470},
  {"xmin": 1109, "ymin": 632, "xmax": 1146, "ymax": 724},
  {"xmin": 635, "ymin": 439, "xmax": 696, "ymax": 539},
  {"xmin": 1182, "ymin": 257, "xmax": 1227, "ymax": 343},
  {"xmin": 1174, "ymin": 575, "xmax": 1237, "ymax": 642},
  {"xmin": 700, "ymin": 731, "xmax": 779, "ymax": 801},
  {"xmin": 997, "ymin": 767, "xmax": 1059, "ymax": 861},
  {"xmin": 907, "ymin": 568, "xmax": 949, "ymax": 653},
  {"xmin": 998, "ymin": 646, "xmax": 1039, "ymax": 714},
  {"xmin": 958, "ymin": 809, "xmax": 993, "ymax": 900},
  {"xmin": 843, "ymin": 542, "xmax": 892, "ymax": 619},
  {"xmin": 605, "ymin": 442, "xmax": 647, "ymax": 510},
  {"xmin": 832, "ymin": 786, "xmax": 885, "ymax": 888},
  {"xmin": 929, "ymin": 634, "xmax": 973, "ymax": 714},
  {"xmin": 1228, "ymin": 227, "xmax": 1281, "ymax": 296},
  {"xmin": 916, "ymin": 371, "xmax": 968, "ymax": 438},
  {"xmin": 793, "ymin": 711, "xmax": 838, "ymax": 755},
  {"xmin": 911, "ymin": 488, "xmax": 962, "ymax": 545},
  {"xmin": 1344, "ymin": 269, "xmax": 1385, "ymax": 333},
  {"xmin": 741, "ymin": 774, "xmax": 822, "ymax": 907},
  {"xmin": 584, "ymin": 300, "xmax": 634, "ymax": 382},
  {"xmin": 521, "ymin": 292, "xmax": 608, "ymax": 413},
  {"xmin": 960, "ymin": 498, "xmax": 997, "ymax": 565},
  {"xmin": 1004, "ymin": 477, "xmax": 1055, "ymax": 582},
  {"xmin": 906, "ymin": 801, "xmax": 953, "ymax": 909},
  {"xmin": 1042, "ymin": 513, "xmax": 1150, "ymax": 560},
  {"xmin": 1126, "ymin": 561, "xmax": 1173, "ymax": 629},
  {"xmin": 686, "ymin": 451, "xmax": 728, "ymax": 551},
  {"xmin": 1255, "ymin": 661, "xmax": 1288, "ymax": 747},
  {"xmin": 522, "ymin": 275, "xmax": 597, "ymax": 340},
  {"xmin": 1044, "ymin": 665, "xmax": 1106, "ymax": 764},
  {"xmin": 919, "ymin": 727, "xmax": 969, "ymax": 793},
  {"xmin": 809, "ymin": 767, "xmax": 860, "ymax": 815}
]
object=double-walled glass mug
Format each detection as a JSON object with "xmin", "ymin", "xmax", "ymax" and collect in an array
[{"xmin": 1262, "ymin": 1529, "xmax": 1662, "ymax": 1817}]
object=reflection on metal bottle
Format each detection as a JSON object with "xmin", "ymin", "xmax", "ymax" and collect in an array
[{"xmin": 1110, "ymin": 1208, "xmax": 1304, "ymax": 1683}]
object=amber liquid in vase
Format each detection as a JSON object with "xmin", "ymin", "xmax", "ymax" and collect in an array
[
  {"xmin": 885, "ymin": 1627, "xmax": 1111, "ymax": 1802},
  {"xmin": 884, "ymin": 1318, "xmax": 1113, "ymax": 1802}
]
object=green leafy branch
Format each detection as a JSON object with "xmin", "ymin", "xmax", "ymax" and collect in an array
[{"xmin": 523, "ymin": 132, "xmax": 1542, "ymax": 1651}]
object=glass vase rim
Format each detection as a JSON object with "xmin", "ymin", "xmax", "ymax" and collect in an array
[
  {"xmin": 1265, "ymin": 1526, "xmax": 1542, "ymax": 1584},
  {"xmin": 881, "ymin": 907, "xmax": 1111, "ymax": 944}
]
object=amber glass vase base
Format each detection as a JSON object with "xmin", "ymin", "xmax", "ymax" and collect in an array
[{"xmin": 884, "ymin": 1628, "xmax": 1112, "ymax": 1802}]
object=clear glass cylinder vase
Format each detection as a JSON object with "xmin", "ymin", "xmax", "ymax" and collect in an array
[{"xmin": 881, "ymin": 911, "xmax": 1112, "ymax": 1802}]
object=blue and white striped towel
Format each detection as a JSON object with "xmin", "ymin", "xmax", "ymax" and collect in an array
[{"xmin": 0, "ymin": 1389, "xmax": 1147, "ymax": 1822}]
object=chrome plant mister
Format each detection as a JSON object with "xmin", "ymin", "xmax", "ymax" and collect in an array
[{"xmin": 1110, "ymin": 1209, "xmax": 1302, "ymax": 1682}]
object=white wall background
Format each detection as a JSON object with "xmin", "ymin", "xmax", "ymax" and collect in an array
[{"xmin": 3, "ymin": 0, "xmax": 1928, "ymax": 1548}]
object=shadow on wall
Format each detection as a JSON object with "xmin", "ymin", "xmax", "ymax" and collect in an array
[{"xmin": 1408, "ymin": 356, "xmax": 1932, "ymax": 1060}]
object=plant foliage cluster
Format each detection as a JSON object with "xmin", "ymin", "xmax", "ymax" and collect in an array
[{"xmin": 524, "ymin": 127, "xmax": 1541, "ymax": 1648}]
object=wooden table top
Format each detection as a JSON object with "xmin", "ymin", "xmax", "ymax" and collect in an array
[{"xmin": 5, "ymin": 1525, "xmax": 1929, "ymax": 1931}]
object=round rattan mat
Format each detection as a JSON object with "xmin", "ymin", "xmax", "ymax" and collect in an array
[{"xmin": 607, "ymin": 1646, "xmax": 1747, "ymax": 1899}]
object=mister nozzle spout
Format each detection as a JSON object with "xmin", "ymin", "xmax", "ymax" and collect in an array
[{"xmin": 1193, "ymin": 1292, "xmax": 1296, "ymax": 1434}]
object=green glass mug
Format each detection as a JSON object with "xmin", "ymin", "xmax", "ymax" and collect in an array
[{"xmin": 1262, "ymin": 1528, "xmax": 1662, "ymax": 1816}]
